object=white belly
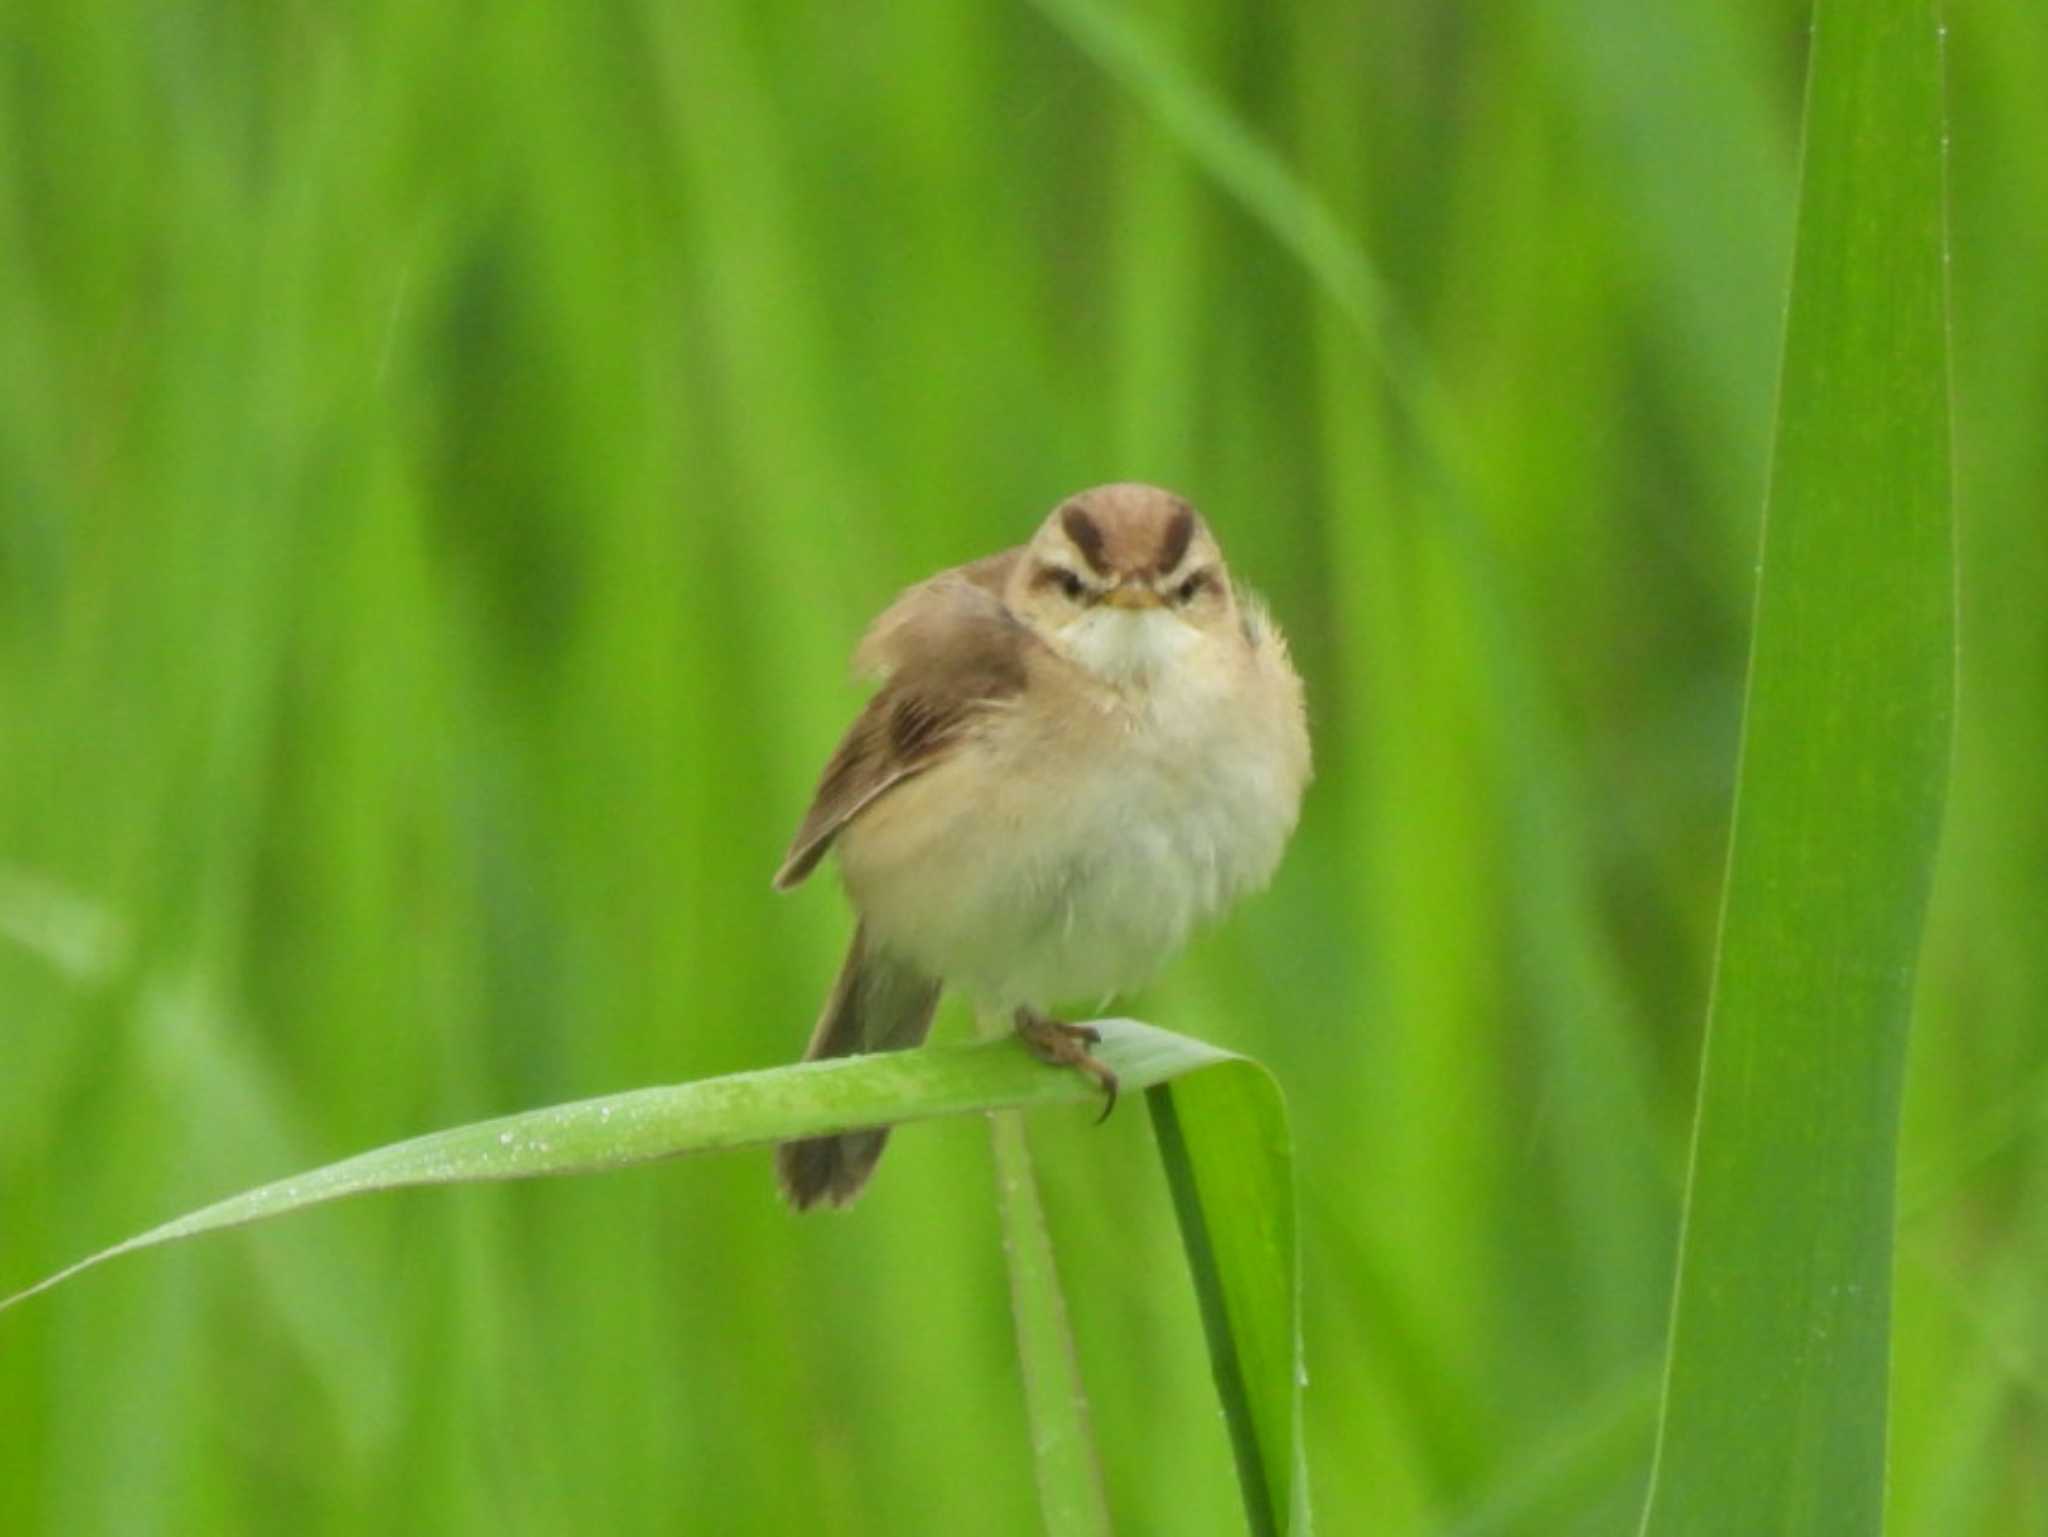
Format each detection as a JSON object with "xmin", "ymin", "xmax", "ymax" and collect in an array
[{"xmin": 838, "ymin": 660, "xmax": 1303, "ymax": 1012}]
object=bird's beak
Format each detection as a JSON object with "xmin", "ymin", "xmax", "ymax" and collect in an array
[{"xmin": 1103, "ymin": 583, "xmax": 1162, "ymax": 610}]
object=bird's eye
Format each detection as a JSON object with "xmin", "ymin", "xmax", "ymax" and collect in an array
[
  {"xmin": 1032, "ymin": 562, "xmax": 1091, "ymax": 601},
  {"xmin": 1173, "ymin": 571, "xmax": 1209, "ymax": 605}
]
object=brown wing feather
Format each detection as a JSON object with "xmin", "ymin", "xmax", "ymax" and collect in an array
[
  {"xmin": 773, "ymin": 560, "xmax": 1033, "ymax": 891},
  {"xmin": 850, "ymin": 548, "xmax": 1021, "ymax": 681}
]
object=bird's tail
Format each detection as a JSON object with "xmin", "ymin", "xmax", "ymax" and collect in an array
[{"xmin": 775, "ymin": 923, "xmax": 941, "ymax": 1210}]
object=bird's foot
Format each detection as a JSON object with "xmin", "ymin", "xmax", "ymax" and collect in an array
[{"xmin": 1013, "ymin": 1009, "xmax": 1119, "ymax": 1123}]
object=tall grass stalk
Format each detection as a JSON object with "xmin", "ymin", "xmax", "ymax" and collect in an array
[{"xmin": 1638, "ymin": 1, "xmax": 1955, "ymax": 1530}]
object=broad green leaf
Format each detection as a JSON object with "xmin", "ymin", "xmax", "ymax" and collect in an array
[
  {"xmin": 1151, "ymin": 1066, "xmax": 1311, "ymax": 1537},
  {"xmin": 1637, "ymin": 2, "xmax": 1955, "ymax": 1534},
  {"xmin": 5, "ymin": 1016, "xmax": 1311, "ymax": 1536},
  {"xmin": 1, "ymin": 1020, "xmax": 1230, "ymax": 1312}
]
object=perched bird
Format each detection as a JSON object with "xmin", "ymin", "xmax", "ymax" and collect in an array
[{"xmin": 773, "ymin": 484, "xmax": 1311, "ymax": 1209}]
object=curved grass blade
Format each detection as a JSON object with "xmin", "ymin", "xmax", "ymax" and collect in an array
[
  {"xmin": 1025, "ymin": 0, "xmax": 1389, "ymax": 348},
  {"xmin": 5, "ymin": 1018, "xmax": 1312, "ymax": 1537},
  {"xmin": 1637, "ymin": 1, "xmax": 1955, "ymax": 1532},
  {"xmin": 0, "ymin": 1020, "xmax": 1231, "ymax": 1313},
  {"xmin": 1150, "ymin": 1065, "xmax": 1312, "ymax": 1536}
]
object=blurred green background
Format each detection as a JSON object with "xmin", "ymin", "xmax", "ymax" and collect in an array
[{"xmin": 1, "ymin": 1, "xmax": 2041, "ymax": 1532}]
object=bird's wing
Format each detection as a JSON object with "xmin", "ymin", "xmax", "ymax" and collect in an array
[
  {"xmin": 774, "ymin": 557, "xmax": 1035, "ymax": 891},
  {"xmin": 850, "ymin": 547, "xmax": 1020, "ymax": 681}
]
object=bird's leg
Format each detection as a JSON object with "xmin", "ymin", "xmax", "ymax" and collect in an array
[{"xmin": 1013, "ymin": 1007, "xmax": 1119, "ymax": 1123}]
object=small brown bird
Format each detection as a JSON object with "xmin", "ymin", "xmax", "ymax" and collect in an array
[{"xmin": 773, "ymin": 484, "xmax": 1311, "ymax": 1208}]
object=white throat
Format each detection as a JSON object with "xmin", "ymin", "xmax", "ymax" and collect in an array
[{"xmin": 1058, "ymin": 609, "xmax": 1200, "ymax": 687}]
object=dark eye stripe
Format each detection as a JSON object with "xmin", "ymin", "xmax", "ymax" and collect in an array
[{"xmin": 1033, "ymin": 562, "xmax": 1089, "ymax": 600}]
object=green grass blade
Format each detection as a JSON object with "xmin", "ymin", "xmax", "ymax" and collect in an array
[
  {"xmin": 6, "ymin": 1012, "xmax": 1314, "ymax": 1537},
  {"xmin": 0, "ymin": 1020, "xmax": 1233, "ymax": 1314},
  {"xmin": 989, "ymin": 1104, "xmax": 1115, "ymax": 1537},
  {"xmin": 1150, "ymin": 1066, "xmax": 1310, "ymax": 1536},
  {"xmin": 1637, "ymin": 1, "xmax": 1956, "ymax": 1533},
  {"xmin": 1025, "ymin": 0, "xmax": 1389, "ymax": 344}
]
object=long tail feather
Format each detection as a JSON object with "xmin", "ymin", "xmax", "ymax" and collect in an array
[{"xmin": 776, "ymin": 924, "xmax": 941, "ymax": 1210}]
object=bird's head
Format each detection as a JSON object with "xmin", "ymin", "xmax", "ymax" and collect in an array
[{"xmin": 1007, "ymin": 483, "xmax": 1237, "ymax": 683}]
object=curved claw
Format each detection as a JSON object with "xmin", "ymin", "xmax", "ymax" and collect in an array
[
  {"xmin": 1014, "ymin": 1010, "xmax": 1120, "ymax": 1124},
  {"xmin": 1090, "ymin": 1067, "xmax": 1120, "ymax": 1125}
]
